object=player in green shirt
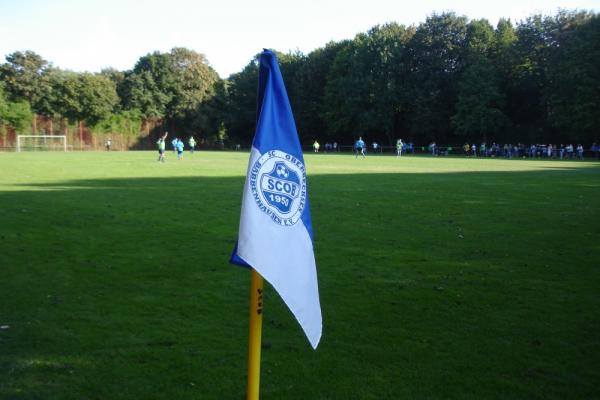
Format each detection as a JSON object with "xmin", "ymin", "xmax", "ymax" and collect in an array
[{"xmin": 157, "ymin": 132, "xmax": 168, "ymax": 162}]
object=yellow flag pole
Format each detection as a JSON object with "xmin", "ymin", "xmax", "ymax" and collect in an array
[{"xmin": 247, "ymin": 269, "xmax": 264, "ymax": 400}]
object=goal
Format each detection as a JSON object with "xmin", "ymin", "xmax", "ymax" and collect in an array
[{"xmin": 16, "ymin": 135, "xmax": 68, "ymax": 152}]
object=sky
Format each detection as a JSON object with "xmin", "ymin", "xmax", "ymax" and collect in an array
[{"xmin": 0, "ymin": 0, "xmax": 597, "ymax": 78}]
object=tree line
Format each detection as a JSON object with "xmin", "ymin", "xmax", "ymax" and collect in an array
[{"xmin": 1, "ymin": 10, "xmax": 598, "ymax": 149}]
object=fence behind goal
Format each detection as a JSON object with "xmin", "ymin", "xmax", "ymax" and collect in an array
[{"xmin": 16, "ymin": 135, "xmax": 68, "ymax": 152}]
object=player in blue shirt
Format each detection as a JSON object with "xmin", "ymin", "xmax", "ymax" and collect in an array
[
  {"xmin": 176, "ymin": 138, "xmax": 184, "ymax": 160},
  {"xmin": 355, "ymin": 137, "xmax": 366, "ymax": 158}
]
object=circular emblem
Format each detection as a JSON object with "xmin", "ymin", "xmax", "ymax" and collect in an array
[{"xmin": 250, "ymin": 150, "xmax": 307, "ymax": 226}]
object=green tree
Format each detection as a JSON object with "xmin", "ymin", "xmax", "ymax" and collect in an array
[
  {"xmin": 0, "ymin": 51, "xmax": 50, "ymax": 107},
  {"xmin": 223, "ymin": 57, "xmax": 260, "ymax": 144},
  {"xmin": 272, "ymin": 50, "xmax": 312, "ymax": 143},
  {"xmin": 0, "ymin": 81, "xmax": 33, "ymax": 133},
  {"xmin": 122, "ymin": 48, "xmax": 220, "ymax": 135},
  {"xmin": 407, "ymin": 12, "xmax": 469, "ymax": 143},
  {"xmin": 166, "ymin": 47, "xmax": 220, "ymax": 120},
  {"xmin": 546, "ymin": 11, "xmax": 600, "ymax": 143},
  {"xmin": 91, "ymin": 109, "xmax": 142, "ymax": 136},
  {"xmin": 172, "ymin": 78, "xmax": 230, "ymax": 144},
  {"xmin": 1, "ymin": 102, "xmax": 33, "ymax": 133},
  {"xmin": 101, "ymin": 67, "xmax": 126, "ymax": 111},
  {"xmin": 0, "ymin": 50, "xmax": 53, "ymax": 132},
  {"xmin": 32, "ymin": 66, "xmax": 69, "ymax": 130},
  {"xmin": 121, "ymin": 52, "xmax": 172, "ymax": 119},
  {"xmin": 0, "ymin": 82, "xmax": 7, "ymax": 117},
  {"xmin": 464, "ymin": 19, "xmax": 496, "ymax": 58},
  {"xmin": 323, "ymin": 23, "xmax": 415, "ymax": 146},
  {"xmin": 508, "ymin": 14, "xmax": 554, "ymax": 142},
  {"xmin": 292, "ymin": 41, "xmax": 349, "ymax": 143},
  {"xmin": 452, "ymin": 59, "xmax": 508, "ymax": 141},
  {"xmin": 490, "ymin": 18, "xmax": 518, "ymax": 140},
  {"xmin": 365, "ymin": 23, "xmax": 415, "ymax": 145},
  {"xmin": 452, "ymin": 19, "xmax": 509, "ymax": 141},
  {"xmin": 54, "ymin": 72, "xmax": 118, "ymax": 125},
  {"xmin": 492, "ymin": 18, "xmax": 518, "ymax": 79},
  {"xmin": 77, "ymin": 74, "xmax": 119, "ymax": 124},
  {"xmin": 323, "ymin": 35, "xmax": 370, "ymax": 140}
]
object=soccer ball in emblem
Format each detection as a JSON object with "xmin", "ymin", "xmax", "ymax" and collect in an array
[{"xmin": 276, "ymin": 163, "xmax": 289, "ymax": 179}]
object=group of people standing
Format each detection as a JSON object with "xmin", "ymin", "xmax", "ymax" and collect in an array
[
  {"xmin": 156, "ymin": 132, "xmax": 197, "ymax": 162},
  {"xmin": 312, "ymin": 137, "xmax": 410, "ymax": 158},
  {"xmin": 313, "ymin": 141, "xmax": 339, "ymax": 153},
  {"xmin": 355, "ymin": 138, "xmax": 410, "ymax": 158},
  {"xmin": 308, "ymin": 138, "xmax": 596, "ymax": 160},
  {"xmin": 463, "ymin": 142, "xmax": 588, "ymax": 159}
]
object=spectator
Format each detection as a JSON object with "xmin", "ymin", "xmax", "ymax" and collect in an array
[
  {"xmin": 590, "ymin": 142, "xmax": 599, "ymax": 159},
  {"xmin": 577, "ymin": 144, "xmax": 584, "ymax": 160},
  {"xmin": 372, "ymin": 142, "xmax": 379, "ymax": 154},
  {"xmin": 429, "ymin": 141, "xmax": 437, "ymax": 156},
  {"xmin": 567, "ymin": 144, "xmax": 574, "ymax": 159}
]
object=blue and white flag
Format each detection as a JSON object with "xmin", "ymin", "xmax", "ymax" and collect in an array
[{"xmin": 230, "ymin": 50, "xmax": 322, "ymax": 349}]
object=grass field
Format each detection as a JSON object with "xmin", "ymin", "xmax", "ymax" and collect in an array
[{"xmin": 1, "ymin": 151, "xmax": 599, "ymax": 399}]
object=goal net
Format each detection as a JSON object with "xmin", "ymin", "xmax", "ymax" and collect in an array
[{"xmin": 16, "ymin": 135, "xmax": 68, "ymax": 152}]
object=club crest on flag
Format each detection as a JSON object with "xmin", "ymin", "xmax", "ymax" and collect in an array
[
  {"xmin": 231, "ymin": 49, "xmax": 321, "ymax": 350},
  {"xmin": 251, "ymin": 150, "xmax": 307, "ymax": 226}
]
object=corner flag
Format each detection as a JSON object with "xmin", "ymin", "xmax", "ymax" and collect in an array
[{"xmin": 231, "ymin": 50, "xmax": 322, "ymax": 349}]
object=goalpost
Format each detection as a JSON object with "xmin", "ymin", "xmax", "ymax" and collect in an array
[{"xmin": 16, "ymin": 135, "xmax": 68, "ymax": 152}]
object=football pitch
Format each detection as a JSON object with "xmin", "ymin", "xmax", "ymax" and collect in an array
[{"xmin": 1, "ymin": 151, "xmax": 599, "ymax": 399}]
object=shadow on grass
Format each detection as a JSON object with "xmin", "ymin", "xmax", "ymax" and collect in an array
[{"xmin": 1, "ymin": 168, "xmax": 599, "ymax": 399}]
